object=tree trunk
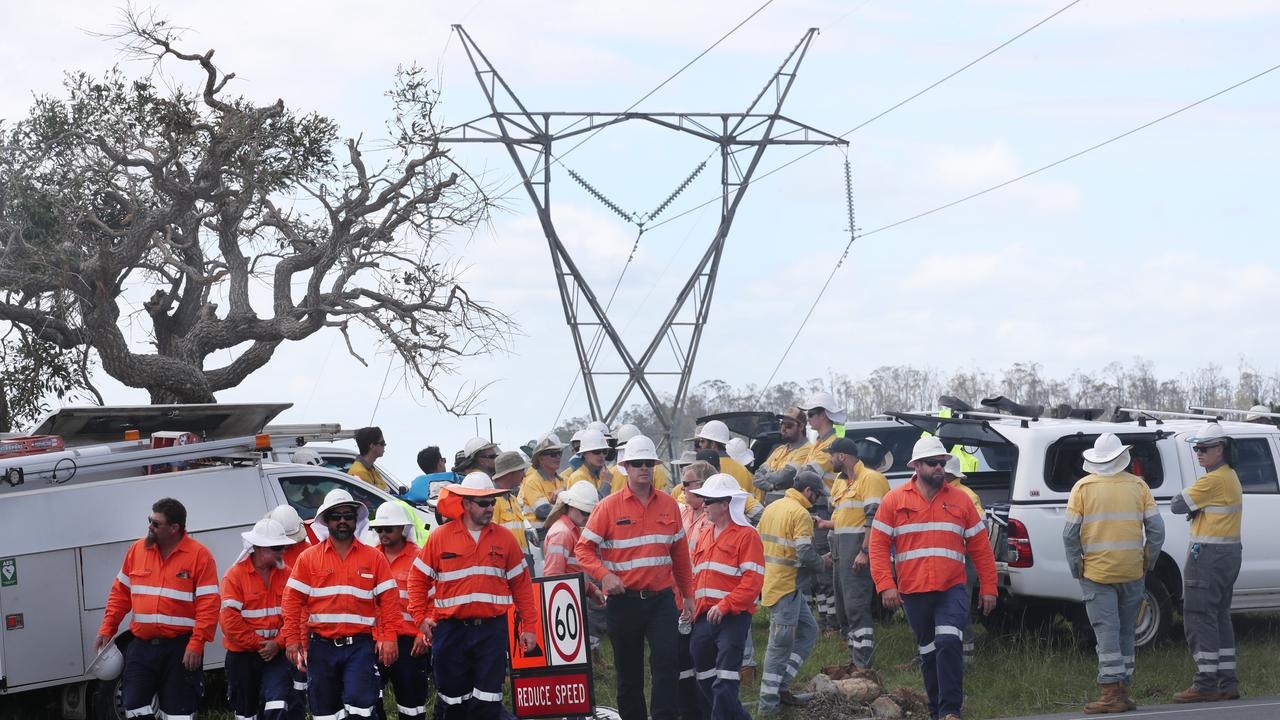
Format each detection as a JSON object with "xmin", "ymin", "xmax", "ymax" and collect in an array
[{"xmin": 0, "ymin": 377, "xmax": 11, "ymax": 432}]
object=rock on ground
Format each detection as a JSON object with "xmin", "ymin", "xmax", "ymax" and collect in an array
[{"xmin": 869, "ymin": 695, "xmax": 903, "ymax": 719}]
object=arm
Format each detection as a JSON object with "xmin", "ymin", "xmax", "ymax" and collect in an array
[
  {"xmin": 753, "ymin": 462, "xmax": 798, "ymax": 492},
  {"xmin": 670, "ymin": 527, "xmax": 695, "ymax": 601},
  {"xmin": 218, "ymin": 571, "xmax": 260, "ymax": 651},
  {"xmin": 1142, "ymin": 489, "xmax": 1166, "ymax": 572},
  {"xmin": 407, "ymin": 542, "xmax": 437, "ymax": 628},
  {"xmin": 745, "ymin": 498, "xmax": 764, "ymax": 525},
  {"xmin": 965, "ymin": 503, "xmax": 999, "ymax": 598},
  {"xmin": 282, "ymin": 557, "xmax": 311, "ymax": 650},
  {"xmin": 720, "ymin": 532, "xmax": 765, "ymax": 615},
  {"xmin": 794, "ymin": 514, "xmax": 823, "ymax": 573},
  {"xmin": 371, "ymin": 553, "xmax": 401, "ymax": 643},
  {"xmin": 191, "ymin": 549, "xmax": 221, "ymax": 652},
  {"xmin": 868, "ymin": 497, "xmax": 896, "ymax": 593},
  {"xmin": 542, "ymin": 531, "xmax": 569, "ymax": 575},
  {"xmin": 1063, "ymin": 487, "xmax": 1084, "ymax": 579},
  {"xmin": 507, "ymin": 536, "xmax": 540, "ymax": 635},
  {"xmin": 1174, "ymin": 472, "xmax": 1215, "ymax": 515},
  {"xmin": 98, "ymin": 548, "xmax": 134, "ymax": 643}
]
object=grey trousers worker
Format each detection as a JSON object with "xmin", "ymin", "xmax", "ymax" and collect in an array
[
  {"xmin": 759, "ymin": 590, "xmax": 819, "ymax": 714},
  {"xmin": 1080, "ymin": 577, "xmax": 1143, "ymax": 684},
  {"xmin": 1184, "ymin": 543, "xmax": 1242, "ymax": 694},
  {"xmin": 831, "ymin": 531, "xmax": 875, "ymax": 667},
  {"xmin": 812, "ymin": 502, "xmax": 837, "ymax": 630}
]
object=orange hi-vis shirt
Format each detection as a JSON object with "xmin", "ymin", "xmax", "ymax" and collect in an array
[
  {"xmin": 870, "ymin": 478, "xmax": 998, "ymax": 597},
  {"xmin": 383, "ymin": 542, "xmax": 421, "ymax": 637},
  {"xmin": 100, "ymin": 534, "xmax": 219, "ymax": 653},
  {"xmin": 691, "ymin": 523, "xmax": 765, "ymax": 618},
  {"xmin": 282, "ymin": 538, "xmax": 401, "ymax": 644},
  {"xmin": 408, "ymin": 521, "xmax": 538, "ymax": 633},
  {"xmin": 220, "ymin": 557, "xmax": 290, "ymax": 652},
  {"xmin": 575, "ymin": 484, "xmax": 694, "ymax": 598},
  {"xmin": 543, "ymin": 515, "xmax": 585, "ymax": 576},
  {"xmin": 282, "ymin": 539, "xmax": 310, "ymax": 571}
]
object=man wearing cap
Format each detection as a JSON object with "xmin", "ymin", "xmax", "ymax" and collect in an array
[
  {"xmin": 754, "ymin": 407, "xmax": 812, "ymax": 503},
  {"xmin": 688, "ymin": 474, "xmax": 766, "ymax": 720},
  {"xmin": 611, "ymin": 423, "xmax": 673, "ymax": 495},
  {"xmin": 757, "ymin": 471, "xmax": 828, "ymax": 715},
  {"xmin": 95, "ymin": 497, "xmax": 220, "ymax": 720},
  {"xmin": 492, "ymin": 450, "xmax": 535, "ymax": 562},
  {"xmin": 520, "ymin": 433, "xmax": 569, "ymax": 523},
  {"xmin": 568, "ymin": 429, "xmax": 613, "ymax": 492},
  {"xmin": 542, "ymin": 480, "xmax": 607, "ymax": 659},
  {"xmin": 576, "ymin": 435, "xmax": 695, "ymax": 720},
  {"xmin": 221, "ymin": 519, "xmax": 297, "ymax": 720},
  {"xmin": 1170, "ymin": 423, "xmax": 1243, "ymax": 703},
  {"xmin": 267, "ymin": 505, "xmax": 311, "ymax": 719},
  {"xmin": 409, "ymin": 472, "xmax": 539, "ymax": 719},
  {"xmin": 1062, "ymin": 434, "xmax": 1165, "ymax": 714},
  {"xmin": 870, "ymin": 437, "xmax": 998, "ymax": 720},
  {"xmin": 350, "ymin": 426, "xmax": 391, "ymax": 492},
  {"xmin": 818, "ymin": 436, "xmax": 890, "ymax": 669},
  {"xmin": 696, "ymin": 420, "xmax": 760, "ymax": 502},
  {"xmin": 369, "ymin": 502, "xmax": 432, "ymax": 720},
  {"xmin": 282, "ymin": 489, "xmax": 402, "ymax": 720},
  {"xmin": 944, "ymin": 455, "xmax": 984, "ymax": 666}
]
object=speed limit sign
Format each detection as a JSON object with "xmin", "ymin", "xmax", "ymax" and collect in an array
[{"xmin": 544, "ymin": 580, "xmax": 586, "ymax": 666}]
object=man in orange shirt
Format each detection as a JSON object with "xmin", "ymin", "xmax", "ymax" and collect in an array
[
  {"xmin": 676, "ymin": 461, "xmax": 716, "ymax": 717},
  {"xmin": 369, "ymin": 502, "xmax": 431, "ymax": 720},
  {"xmin": 870, "ymin": 438, "xmax": 998, "ymax": 720},
  {"xmin": 282, "ymin": 489, "xmax": 402, "ymax": 720},
  {"xmin": 221, "ymin": 518, "xmax": 297, "ymax": 720},
  {"xmin": 408, "ymin": 472, "xmax": 539, "ymax": 719},
  {"xmin": 576, "ymin": 435, "xmax": 695, "ymax": 720},
  {"xmin": 266, "ymin": 504, "xmax": 311, "ymax": 720},
  {"xmin": 95, "ymin": 497, "xmax": 219, "ymax": 720},
  {"xmin": 688, "ymin": 474, "xmax": 765, "ymax": 720},
  {"xmin": 541, "ymin": 480, "xmax": 606, "ymax": 658}
]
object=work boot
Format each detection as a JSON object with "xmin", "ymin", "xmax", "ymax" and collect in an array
[
  {"xmin": 1217, "ymin": 688, "xmax": 1241, "ymax": 701},
  {"xmin": 1172, "ymin": 686, "xmax": 1219, "ymax": 703},
  {"xmin": 1120, "ymin": 686, "xmax": 1137, "ymax": 711},
  {"xmin": 739, "ymin": 665, "xmax": 755, "ymax": 686},
  {"xmin": 1084, "ymin": 683, "xmax": 1129, "ymax": 714},
  {"xmin": 779, "ymin": 689, "xmax": 813, "ymax": 707}
]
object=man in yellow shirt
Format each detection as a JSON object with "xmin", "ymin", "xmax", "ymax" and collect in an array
[
  {"xmin": 1063, "ymin": 433, "xmax": 1165, "ymax": 713},
  {"xmin": 798, "ymin": 391, "xmax": 846, "ymax": 490},
  {"xmin": 1170, "ymin": 423, "xmax": 1243, "ymax": 704},
  {"xmin": 492, "ymin": 450, "xmax": 534, "ymax": 559},
  {"xmin": 754, "ymin": 407, "xmax": 811, "ymax": 504},
  {"xmin": 519, "ymin": 434, "xmax": 568, "ymax": 523},
  {"xmin": 348, "ymin": 426, "xmax": 389, "ymax": 492},
  {"xmin": 566, "ymin": 430, "xmax": 612, "ymax": 492}
]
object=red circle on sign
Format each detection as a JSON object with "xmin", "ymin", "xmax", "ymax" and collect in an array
[{"xmin": 547, "ymin": 581, "xmax": 583, "ymax": 663}]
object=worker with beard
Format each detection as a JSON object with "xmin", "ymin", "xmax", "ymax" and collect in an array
[
  {"xmin": 282, "ymin": 490, "xmax": 402, "ymax": 720},
  {"xmin": 870, "ymin": 438, "xmax": 998, "ymax": 720},
  {"xmin": 753, "ymin": 407, "xmax": 812, "ymax": 504},
  {"xmin": 409, "ymin": 472, "xmax": 539, "ymax": 719},
  {"xmin": 96, "ymin": 498, "xmax": 220, "ymax": 720},
  {"xmin": 368, "ymin": 502, "xmax": 432, "ymax": 720}
]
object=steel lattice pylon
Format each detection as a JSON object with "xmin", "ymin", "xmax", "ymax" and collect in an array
[{"xmin": 442, "ymin": 25, "xmax": 847, "ymax": 450}]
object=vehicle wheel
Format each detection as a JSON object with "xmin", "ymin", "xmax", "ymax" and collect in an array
[
  {"xmin": 89, "ymin": 676, "xmax": 124, "ymax": 720},
  {"xmin": 1135, "ymin": 574, "xmax": 1174, "ymax": 649}
]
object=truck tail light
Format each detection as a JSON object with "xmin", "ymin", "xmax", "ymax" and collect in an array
[{"xmin": 1006, "ymin": 518, "xmax": 1034, "ymax": 568}]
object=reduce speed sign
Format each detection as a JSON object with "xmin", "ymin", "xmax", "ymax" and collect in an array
[{"xmin": 544, "ymin": 580, "xmax": 586, "ymax": 666}]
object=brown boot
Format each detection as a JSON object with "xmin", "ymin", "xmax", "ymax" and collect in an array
[
  {"xmin": 1173, "ymin": 686, "xmax": 1219, "ymax": 703},
  {"xmin": 1119, "ymin": 685, "xmax": 1137, "ymax": 711},
  {"xmin": 739, "ymin": 665, "xmax": 755, "ymax": 686},
  {"xmin": 1084, "ymin": 683, "xmax": 1129, "ymax": 714},
  {"xmin": 1217, "ymin": 688, "xmax": 1241, "ymax": 701}
]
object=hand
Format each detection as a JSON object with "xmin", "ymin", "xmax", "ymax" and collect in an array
[
  {"xmin": 287, "ymin": 643, "xmax": 308, "ymax": 672},
  {"xmin": 377, "ymin": 639, "xmax": 399, "ymax": 666},
  {"xmin": 881, "ymin": 588, "xmax": 902, "ymax": 610},
  {"xmin": 182, "ymin": 647, "xmax": 203, "ymax": 672},
  {"xmin": 602, "ymin": 573, "xmax": 626, "ymax": 596},
  {"xmin": 587, "ymin": 584, "xmax": 607, "ymax": 606},
  {"xmin": 549, "ymin": 489, "xmax": 562, "ymax": 504},
  {"xmin": 853, "ymin": 550, "xmax": 869, "ymax": 572},
  {"xmin": 978, "ymin": 594, "xmax": 997, "ymax": 616},
  {"xmin": 822, "ymin": 552, "xmax": 833, "ymax": 570},
  {"xmin": 814, "ymin": 518, "xmax": 835, "ymax": 530},
  {"xmin": 258, "ymin": 639, "xmax": 280, "ymax": 662},
  {"xmin": 418, "ymin": 617, "xmax": 437, "ymax": 644},
  {"xmin": 93, "ymin": 634, "xmax": 113, "ymax": 654},
  {"xmin": 411, "ymin": 633, "xmax": 430, "ymax": 657},
  {"xmin": 707, "ymin": 605, "xmax": 724, "ymax": 625},
  {"xmin": 680, "ymin": 599, "xmax": 695, "ymax": 625},
  {"xmin": 519, "ymin": 631, "xmax": 538, "ymax": 653}
]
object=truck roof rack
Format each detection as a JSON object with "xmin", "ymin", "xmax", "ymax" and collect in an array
[
  {"xmin": 1117, "ymin": 407, "xmax": 1221, "ymax": 427},
  {"xmin": 0, "ymin": 434, "xmax": 270, "ymax": 489},
  {"xmin": 263, "ymin": 423, "xmax": 354, "ymax": 446},
  {"xmin": 1188, "ymin": 405, "xmax": 1280, "ymax": 420}
]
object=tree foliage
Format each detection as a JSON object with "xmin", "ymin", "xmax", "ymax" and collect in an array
[{"xmin": 0, "ymin": 11, "xmax": 509, "ymax": 408}]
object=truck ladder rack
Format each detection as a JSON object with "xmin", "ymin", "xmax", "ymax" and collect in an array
[
  {"xmin": 1189, "ymin": 405, "xmax": 1280, "ymax": 420},
  {"xmin": 0, "ymin": 434, "xmax": 268, "ymax": 487},
  {"xmin": 264, "ymin": 423, "xmax": 353, "ymax": 446}
]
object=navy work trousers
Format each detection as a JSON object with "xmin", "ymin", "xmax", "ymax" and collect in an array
[
  {"xmin": 225, "ymin": 649, "xmax": 292, "ymax": 720},
  {"xmin": 373, "ymin": 635, "xmax": 432, "ymax": 720},
  {"xmin": 120, "ymin": 635, "xmax": 203, "ymax": 720},
  {"xmin": 690, "ymin": 612, "xmax": 752, "ymax": 720},
  {"xmin": 432, "ymin": 617, "xmax": 508, "ymax": 720},
  {"xmin": 606, "ymin": 590, "xmax": 680, "ymax": 720},
  {"xmin": 901, "ymin": 584, "xmax": 969, "ymax": 720},
  {"xmin": 307, "ymin": 633, "xmax": 380, "ymax": 720}
]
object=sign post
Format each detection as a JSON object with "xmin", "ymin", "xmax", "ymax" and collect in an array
[{"xmin": 509, "ymin": 573, "xmax": 595, "ymax": 718}]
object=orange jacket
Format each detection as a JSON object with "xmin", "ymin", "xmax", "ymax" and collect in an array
[
  {"xmin": 383, "ymin": 542, "xmax": 421, "ymax": 637},
  {"xmin": 870, "ymin": 478, "xmax": 998, "ymax": 597},
  {"xmin": 408, "ymin": 521, "xmax": 538, "ymax": 634},
  {"xmin": 691, "ymin": 523, "xmax": 765, "ymax": 618},
  {"xmin": 282, "ymin": 539, "xmax": 309, "ymax": 571},
  {"xmin": 282, "ymin": 538, "xmax": 401, "ymax": 643},
  {"xmin": 575, "ymin": 484, "xmax": 694, "ymax": 598},
  {"xmin": 543, "ymin": 515, "xmax": 584, "ymax": 576},
  {"xmin": 100, "ymin": 535, "xmax": 219, "ymax": 653},
  {"xmin": 220, "ymin": 557, "xmax": 290, "ymax": 652}
]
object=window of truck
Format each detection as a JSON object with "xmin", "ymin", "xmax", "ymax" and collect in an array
[
  {"xmin": 278, "ymin": 474, "xmax": 389, "ymax": 519},
  {"xmin": 1232, "ymin": 437, "xmax": 1279, "ymax": 494},
  {"xmin": 1044, "ymin": 434, "xmax": 1165, "ymax": 493}
]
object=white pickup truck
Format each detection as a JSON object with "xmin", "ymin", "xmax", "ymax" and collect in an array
[{"xmin": 887, "ymin": 409, "xmax": 1280, "ymax": 648}]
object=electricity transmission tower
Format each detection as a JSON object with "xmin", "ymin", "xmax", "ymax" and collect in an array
[{"xmin": 442, "ymin": 25, "xmax": 846, "ymax": 450}]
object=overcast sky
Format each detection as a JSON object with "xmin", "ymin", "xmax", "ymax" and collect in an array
[{"xmin": 4, "ymin": 1, "xmax": 1278, "ymax": 475}]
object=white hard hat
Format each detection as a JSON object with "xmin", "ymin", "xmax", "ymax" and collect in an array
[
  {"xmin": 562, "ymin": 481, "xmax": 600, "ymax": 514},
  {"xmin": 241, "ymin": 518, "xmax": 296, "ymax": 548},
  {"xmin": 690, "ymin": 473, "xmax": 751, "ymax": 527},
  {"xmin": 461, "ymin": 471, "xmax": 499, "ymax": 491},
  {"xmin": 87, "ymin": 640, "xmax": 124, "ymax": 681},
  {"xmin": 799, "ymin": 391, "xmax": 848, "ymax": 424},
  {"xmin": 615, "ymin": 423, "xmax": 641, "ymax": 443},
  {"xmin": 577, "ymin": 430, "xmax": 611, "ymax": 454},
  {"xmin": 695, "ymin": 420, "xmax": 732, "ymax": 446},
  {"xmin": 291, "ymin": 448, "xmax": 323, "ymax": 466},
  {"xmin": 1083, "ymin": 433, "xmax": 1130, "ymax": 464},
  {"xmin": 464, "ymin": 436, "xmax": 497, "ymax": 457},
  {"xmin": 943, "ymin": 454, "xmax": 966, "ymax": 479},
  {"xmin": 367, "ymin": 501, "xmax": 413, "ymax": 527},
  {"xmin": 1245, "ymin": 404, "xmax": 1271, "ymax": 422},
  {"xmin": 267, "ymin": 505, "xmax": 308, "ymax": 543},
  {"xmin": 621, "ymin": 435, "xmax": 660, "ymax": 463},
  {"xmin": 586, "ymin": 420, "xmax": 612, "ymax": 437},
  {"xmin": 726, "ymin": 437, "xmax": 754, "ymax": 467},
  {"xmin": 315, "ymin": 489, "xmax": 365, "ymax": 521},
  {"xmin": 909, "ymin": 436, "xmax": 949, "ymax": 464},
  {"xmin": 1187, "ymin": 423, "xmax": 1229, "ymax": 446},
  {"xmin": 570, "ymin": 429, "xmax": 586, "ymax": 444}
]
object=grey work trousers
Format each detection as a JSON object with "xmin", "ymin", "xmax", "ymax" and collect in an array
[
  {"xmin": 1184, "ymin": 542, "xmax": 1242, "ymax": 693},
  {"xmin": 812, "ymin": 505, "xmax": 837, "ymax": 629},
  {"xmin": 831, "ymin": 531, "xmax": 875, "ymax": 667},
  {"xmin": 1080, "ymin": 577, "xmax": 1144, "ymax": 684},
  {"xmin": 759, "ymin": 590, "xmax": 818, "ymax": 713}
]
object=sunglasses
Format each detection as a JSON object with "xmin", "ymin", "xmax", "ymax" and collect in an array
[
  {"xmin": 373, "ymin": 526, "xmax": 399, "ymax": 534},
  {"xmin": 468, "ymin": 498, "xmax": 498, "ymax": 508},
  {"xmin": 267, "ymin": 545, "xmax": 289, "ymax": 552},
  {"xmin": 703, "ymin": 496, "xmax": 730, "ymax": 505},
  {"xmin": 147, "ymin": 518, "xmax": 168, "ymax": 528},
  {"xmin": 373, "ymin": 439, "xmax": 387, "ymax": 446},
  {"xmin": 918, "ymin": 458, "xmax": 947, "ymax": 468},
  {"xmin": 478, "ymin": 453, "xmax": 498, "ymax": 460},
  {"xmin": 325, "ymin": 512, "xmax": 357, "ymax": 522},
  {"xmin": 1193, "ymin": 445, "xmax": 1221, "ymax": 454},
  {"xmin": 806, "ymin": 408, "xmax": 824, "ymax": 417},
  {"xmin": 626, "ymin": 460, "xmax": 656, "ymax": 468},
  {"xmin": 585, "ymin": 449, "xmax": 607, "ymax": 456}
]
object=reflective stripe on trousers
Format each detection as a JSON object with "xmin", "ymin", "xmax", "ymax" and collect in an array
[
  {"xmin": 832, "ymin": 532, "xmax": 876, "ymax": 668},
  {"xmin": 759, "ymin": 590, "xmax": 818, "ymax": 714},
  {"xmin": 225, "ymin": 650, "xmax": 292, "ymax": 720},
  {"xmin": 1079, "ymin": 577, "xmax": 1143, "ymax": 685},
  {"xmin": 901, "ymin": 584, "xmax": 968, "ymax": 720},
  {"xmin": 691, "ymin": 612, "xmax": 753, "ymax": 720},
  {"xmin": 433, "ymin": 617, "xmax": 508, "ymax": 720},
  {"xmin": 1184, "ymin": 542, "xmax": 1242, "ymax": 693}
]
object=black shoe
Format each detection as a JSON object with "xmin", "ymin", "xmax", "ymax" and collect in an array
[{"xmin": 779, "ymin": 689, "xmax": 813, "ymax": 707}]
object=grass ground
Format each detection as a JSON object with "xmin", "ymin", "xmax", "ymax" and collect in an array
[{"xmin": 6, "ymin": 609, "xmax": 1280, "ymax": 719}]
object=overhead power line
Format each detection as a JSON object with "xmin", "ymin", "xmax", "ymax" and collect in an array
[{"xmin": 756, "ymin": 59, "xmax": 1280, "ymax": 396}]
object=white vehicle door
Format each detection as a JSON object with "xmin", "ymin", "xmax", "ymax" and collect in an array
[
  {"xmin": 1231, "ymin": 435, "xmax": 1280, "ymax": 602},
  {"xmin": 269, "ymin": 469, "xmax": 426, "ymax": 544}
]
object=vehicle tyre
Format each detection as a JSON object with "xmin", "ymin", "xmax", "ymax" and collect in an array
[
  {"xmin": 89, "ymin": 676, "xmax": 124, "ymax": 720},
  {"xmin": 1135, "ymin": 574, "xmax": 1174, "ymax": 649}
]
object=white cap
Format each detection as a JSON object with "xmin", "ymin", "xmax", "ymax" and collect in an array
[
  {"xmin": 267, "ymin": 504, "xmax": 307, "ymax": 543},
  {"xmin": 615, "ymin": 423, "xmax": 641, "ymax": 443},
  {"xmin": 944, "ymin": 454, "xmax": 966, "ymax": 479},
  {"xmin": 696, "ymin": 419, "xmax": 732, "ymax": 446},
  {"xmin": 798, "ymin": 391, "xmax": 848, "ymax": 425},
  {"xmin": 622, "ymin": 435, "xmax": 660, "ymax": 463},
  {"xmin": 464, "ymin": 436, "xmax": 497, "ymax": 456},
  {"xmin": 1187, "ymin": 423, "xmax": 1229, "ymax": 445},
  {"xmin": 909, "ymin": 436, "xmax": 949, "ymax": 464},
  {"xmin": 726, "ymin": 437, "xmax": 754, "ymax": 467},
  {"xmin": 577, "ymin": 430, "xmax": 611, "ymax": 454},
  {"xmin": 292, "ymin": 448, "xmax": 323, "ymax": 466}
]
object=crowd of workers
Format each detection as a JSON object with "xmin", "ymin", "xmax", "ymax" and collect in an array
[{"xmin": 91, "ymin": 393, "xmax": 1247, "ymax": 720}]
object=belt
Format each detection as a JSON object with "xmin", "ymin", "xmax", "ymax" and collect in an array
[
  {"xmin": 311, "ymin": 632, "xmax": 372, "ymax": 647},
  {"xmin": 442, "ymin": 616, "xmax": 503, "ymax": 628},
  {"xmin": 142, "ymin": 634, "xmax": 191, "ymax": 646},
  {"xmin": 620, "ymin": 588, "xmax": 672, "ymax": 600}
]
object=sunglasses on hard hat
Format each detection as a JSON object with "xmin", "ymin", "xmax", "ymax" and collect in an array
[
  {"xmin": 626, "ymin": 460, "xmax": 656, "ymax": 469},
  {"xmin": 467, "ymin": 498, "xmax": 498, "ymax": 508},
  {"xmin": 325, "ymin": 511, "xmax": 357, "ymax": 523}
]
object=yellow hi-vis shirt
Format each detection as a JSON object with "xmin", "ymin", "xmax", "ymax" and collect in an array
[
  {"xmin": 568, "ymin": 462, "xmax": 608, "ymax": 492},
  {"xmin": 949, "ymin": 480, "xmax": 984, "ymax": 518},
  {"xmin": 758, "ymin": 488, "xmax": 815, "ymax": 606},
  {"xmin": 348, "ymin": 458, "xmax": 389, "ymax": 492},
  {"xmin": 493, "ymin": 493, "xmax": 529, "ymax": 551},
  {"xmin": 1180, "ymin": 465, "xmax": 1243, "ymax": 545},
  {"xmin": 518, "ymin": 467, "xmax": 566, "ymax": 523},
  {"xmin": 809, "ymin": 431, "xmax": 838, "ymax": 490},
  {"xmin": 763, "ymin": 441, "xmax": 811, "ymax": 472},
  {"xmin": 610, "ymin": 463, "xmax": 672, "ymax": 495},
  {"xmin": 831, "ymin": 461, "xmax": 890, "ymax": 536},
  {"xmin": 1065, "ymin": 471, "xmax": 1159, "ymax": 583},
  {"xmin": 720, "ymin": 456, "xmax": 763, "ymax": 503}
]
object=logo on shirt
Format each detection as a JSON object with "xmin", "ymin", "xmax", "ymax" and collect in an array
[{"xmin": 175, "ymin": 570, "xmax": 191, "ymax": 579}]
